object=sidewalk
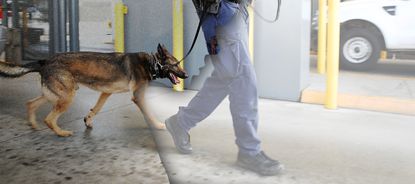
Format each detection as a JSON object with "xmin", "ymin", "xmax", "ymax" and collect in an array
[
  {"xmin": 148, "ymin": 87, "xmax": 415, "ymax": 184},
  {"xmin": 0, "ymin": 74, "xmax": 169, "ymax": 184},
  {"xmin": 302, "ymin": 57, "xmax": 415, "ymax": 116},
  {"xmin": 1, "ymin": 74, "xmax": 415, "ymax": 184}
]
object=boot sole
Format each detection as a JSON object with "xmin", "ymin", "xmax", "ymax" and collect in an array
[{"xmin": 236, "ymin": 160, "xmax": 284, "ymax": 176}]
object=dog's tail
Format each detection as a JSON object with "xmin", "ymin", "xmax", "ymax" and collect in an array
[{"xmin": 0, "ymin": 60, "xmax": 44, "ymax": 78}]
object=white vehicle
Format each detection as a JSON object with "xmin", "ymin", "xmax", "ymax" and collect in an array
[{"xmin": 312, "ymin": 0, "xmax": 415, "ymax": 70}]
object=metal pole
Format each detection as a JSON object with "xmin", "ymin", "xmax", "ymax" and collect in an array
[
  {"xmin": 58, "ymin": 0, "xmax": 67, "ymax": 52},
  {"xmin": 11, "ymin": 0, "xmax": 19, "ymax": 28},
  {"xmin": 49, "ymin": 0, "xmax": 59, "ymax": 55},
  {"xmin": 48, "ymin": 0, "xmax": 54, "ymax": 55},
  {"xmin": 325, "ymin": 0, "xmax": 340, "ymax": 109},
  {"xmin": 172, "ymin": 0, "xmax": 184, "ymax": 91},
  {"xmin": 69, "ymin": 0, "xmax": 80, "ymax": 51},
  {"xmin": 2, "ymin": 0, "xmax": 8, "ymax": 26},
  {"xmin": 317, "ymin": 0, "xmax": 327, "ymax": 74}
]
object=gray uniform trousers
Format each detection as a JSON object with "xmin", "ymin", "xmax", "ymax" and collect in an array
[{"xmin": 177, "ymin": 6, "xmax": 261, "ymax": 156}]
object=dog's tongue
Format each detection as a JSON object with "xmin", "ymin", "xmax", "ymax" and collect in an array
[{"xmin": 170, "ymin": 73, "xmax": 180, "ymax": 84}]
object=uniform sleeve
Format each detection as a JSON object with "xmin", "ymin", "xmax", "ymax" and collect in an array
[
  {"xmin": 201, "ymin": 15, "xmax": 218, "ymax": 45},
  {"xmin": 216, "ymin": 1, "xmax": 239, "ymax": 26}
]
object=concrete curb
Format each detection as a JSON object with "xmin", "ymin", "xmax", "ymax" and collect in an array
[{"xmin": 301, "ymin": 89, "xmax": 415, "ymax": 116}]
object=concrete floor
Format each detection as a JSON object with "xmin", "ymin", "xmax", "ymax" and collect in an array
[
  {"xmin": 302, "ymin": 57, "xmax": 415, "ymax": 116},
  {"xmin": 0, "ymin": 74, "xmax": 168, "ymax": 184},
  {"xmin": 1, "ymin": 73, "xmax": 415, "ymax": 184},
  {"xmin": 148, "ymin": 88, "xmax": 415, "ymax": 184},
  {"xmin": 308, "ymin": 56, "xmax": 415, "ymax": 100}
]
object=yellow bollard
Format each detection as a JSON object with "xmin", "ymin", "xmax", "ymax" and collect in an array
[
  {"xmin": 325, "ymin": 0, "xmax": 340, "ymax": 109},
  {"xmin": 173, "ymin": 0, "xmax": 184, "ymax": 91},
  {"xmin": 248, "ymin": 5, "xmax": 254, "ymax": 63},
  {"xmin": 317, "ymin": 0, "xmax": 327, "ymax": 74},
  {"xmin": 380, "ymin": 50, "xmax": 388, "ymax": 60},
  {"xmin": 114, "ymin": 2, "xmax": 128, "ymax": 53}
]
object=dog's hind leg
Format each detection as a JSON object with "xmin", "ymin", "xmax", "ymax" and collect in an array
[
  {"xmin": 84, "ymin": 92, "xmax": 111, "ymax": 128},
  {"xmin": 132, "ymin": 85, "xmax": 166, "ymax": 130},
  {"xmin": 27, "ymin": 95, "xmax": 48, "ymax": 129},
  {"xmin": 44, "ymin": 99, "xmax": 74, "ymax": 137},
  {"xmin": 42, "ymin": 71, "xmax": 76, "ymax": 137}
]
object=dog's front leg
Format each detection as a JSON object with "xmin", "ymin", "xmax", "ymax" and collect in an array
[
  {"xmin": 84, "ymin": 92, "xmax": 111, "ymax": 128},
  {"xmin": 132, "ymin": 86, "xmax": 166, "ymax": 130}
]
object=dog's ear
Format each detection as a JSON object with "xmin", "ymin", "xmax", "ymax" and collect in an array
[{"xmin": 157, "ymin": 43, "xmax": 164, "ymax": 56}]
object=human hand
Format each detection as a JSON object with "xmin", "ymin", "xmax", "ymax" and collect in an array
[{"xmin": 207, "ymin": 36, "xmax": 220, "ymax": 55}]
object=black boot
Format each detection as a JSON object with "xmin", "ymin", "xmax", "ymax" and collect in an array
[{"xmin": 237, "ymin": 151, "xmax": 284, "ymax": 176}]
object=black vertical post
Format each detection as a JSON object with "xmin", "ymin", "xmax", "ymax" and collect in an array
[
  {"xmin": 49, "ymin": 0, "xmax": 79, "ymax": 55},
  {"xmin": 48, "ymin": 0, "xmax": 58, "ymax": 55},
  {"xmin": 58, "ymin": 0, "xmax": 67, "ymax": 52},
  {"xmin": 11, "ymin": 0, "xmax": 19, "ymax": 28},
  {"xmin": 2, "ymin": 0, "xmax": 8, "ymax": 26},
  {"xmin": 69, "ymin": 0, "xmax": 79, "ymax": 51},
  {"xmin": 49, "ymin": 0, "xmax": 69, "ymax": 55}
]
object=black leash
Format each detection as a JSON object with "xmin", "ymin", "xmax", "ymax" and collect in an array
[
  {"xmin": 250, "ymin": 0, "xmax": 282, "ymax": 23},
  {"xmin": 178, "ymin": 1, "xmax": 212, "ymax": 63}
]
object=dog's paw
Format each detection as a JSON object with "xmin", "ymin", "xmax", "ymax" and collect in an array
[
  {"xmin": 84, "ymin": 117, "xmax": 93, "ymax": 129},
  {"xmin": 85, "ymin": 124, "xmax": 93, "ymax": 129},
  {"xmin": 56, "ymin": 130, "xmax": 73, "ymax": 137},
  {"xmin": 30, "ymin": 123, "xmax": 39, "ymax": 130}
]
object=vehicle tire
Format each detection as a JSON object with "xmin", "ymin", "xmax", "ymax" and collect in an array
[{"xmin": 340, "ymin": 27, "xmax": 382, "ymax": 70}]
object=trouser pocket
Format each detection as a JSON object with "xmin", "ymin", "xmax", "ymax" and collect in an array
[{"xmin": 212, "ymin": 38, "xmax": 242, "ymax": 79}]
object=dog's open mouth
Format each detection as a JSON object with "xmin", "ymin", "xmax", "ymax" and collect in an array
[{"xmin": 169, "ymin": 73, "xmax": 180, "ymax": 85}]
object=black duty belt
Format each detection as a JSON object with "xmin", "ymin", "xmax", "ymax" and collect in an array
[{"xmin": 228, "ymin": 0, "xmax": 241, "ymax": 4}]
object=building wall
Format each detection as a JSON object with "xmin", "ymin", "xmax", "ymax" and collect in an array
[
  {"xmin": 254, "ymin": 0, "xmax": 311, "ymax": 101},
  {"xmin": 78, "ymin": 0, "xmax": 114, "ymax": 51},
  {"xmin": 79, "ymin": 0, "xmax": 113, "ymax": 22},
  {"xmin": 124, "ymin": 0, "xmax": 311, "ymax": 101},
  {"xmin": 124, "ymin": 0, "xmax": 207, "ymax": 88}
]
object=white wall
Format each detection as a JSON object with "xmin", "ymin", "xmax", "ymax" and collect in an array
[
  {"xmin": 254, "ymin": 0, "xmax": 311, "ymax": 101},
  {"xmin": 78, "ymin": 0, "xmax": 115, "ymax": 51}
]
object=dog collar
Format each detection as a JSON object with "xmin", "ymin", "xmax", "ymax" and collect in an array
[{"xmin": 150, "ymin": 54, "xmax": 163, "ymax": 80}]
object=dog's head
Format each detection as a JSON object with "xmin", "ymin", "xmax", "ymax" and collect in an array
[{"xmin": 156, "ymin": 43, "xmax": 188, "ymax": 84}]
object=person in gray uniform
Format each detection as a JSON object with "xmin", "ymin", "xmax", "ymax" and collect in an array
[{"xmin": 165, "ymin": 0, "xmax": 284, "ymax": 176}]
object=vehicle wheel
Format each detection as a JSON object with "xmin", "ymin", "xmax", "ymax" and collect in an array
[{"xmin": 340, "ymin": 27, "xmax": 382, "ymax": 70}]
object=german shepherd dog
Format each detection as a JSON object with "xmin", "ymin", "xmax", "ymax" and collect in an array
[{"xmin": 0, "ymin": 44, "xmax": 188, "ymax": 137}]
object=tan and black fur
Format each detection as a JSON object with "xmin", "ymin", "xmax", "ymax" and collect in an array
[{"xmin": 0, "ymin": 44, "xmax": 187, "ymax": 137}]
